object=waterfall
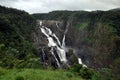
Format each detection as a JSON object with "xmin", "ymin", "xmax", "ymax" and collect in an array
[
  {"xmin": 50, "ymin": 47, "xmax": 60, "ymax": 67},
  {"xmin": 44, "ymin": 27, "xmax": 52, "ymax": 35},
  {"xmin": 40, "ymin": 26, "xmax": 49, "ymax": 37},
  {"xmin": 56, "ymin": 46, "xmax": 66, "ymax": 62},
  {"xmin": 78, "ymin": 58, "xmax": 82, "ymax": 64},
  {"xmin": 39, "ymin": 20, "xmax": 87, "ymax": 68},
  {"xmin": 52, "ymin": 34, "xmax": 61, "ymax": 47},
  {"xmin": 55, "ymin": 22, "xmax": 66, "ymax": 49},
  {"xmin": 39, "ymin": 21, "xmax": 67, "ymax": 67},
  {"xmin": 55, "ymin": 22, "xmax": 62, "ymax": 31},
  {"xmin": 62, "ymin": 35, "xmax": 65, "ymax": 49},
  {"xmin": 78, "ymin": 58, "xmax": 87, "ymax": 67},
  {"xmin": 40, "ymin": 21, "xmax": 42, "ymax": 26}
]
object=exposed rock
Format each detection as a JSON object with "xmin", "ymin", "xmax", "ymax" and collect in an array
[{"xmin": 32, "ymin": 10, "xmax": 120, "ymax": 69}]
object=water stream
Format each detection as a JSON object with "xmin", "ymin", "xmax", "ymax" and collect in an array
[
  {"xmin": 39, "ymin": 21, "xmax": 67, "ymax": 67},
  {"xmin": 39, "ymin": 20, "xmax": 86, "ymax": 67}
]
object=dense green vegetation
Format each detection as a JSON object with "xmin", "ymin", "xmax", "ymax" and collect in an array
[
  {"xmin": 0, "ymin": 65, "xmax": 118, "ymax": 80},
  {"xmin": 0, "ymin": 5, "xmax": 120, "ymax": 80},
  {"xmin": 0, "ymin": 67, "xmax": 83, "ymax": 80},
  {"xmin": 0, "ymin": 5, "xmax": 41, "ymax": 69}
]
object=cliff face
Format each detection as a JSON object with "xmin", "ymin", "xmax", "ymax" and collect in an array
[
  {"xmin": 33, "ymin": 10, "xmax": 120, "ymax": 68},
  {"xmin": 33, "ymin": 20, "xmax": 78, "ymax": 68},
  {"xmin": 33, "ymin": 20, "xmax": 66, "ymax": 49}
]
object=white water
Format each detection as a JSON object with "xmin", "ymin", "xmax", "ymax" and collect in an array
[
  {"xmin": 47, "ymin": 37, "xmax": 57, "ymax": 47},
  {"xmin": 55, "ymin": 22, "xmax": 66, "ymax": 49},
  {"xmin": 56, "ymin": 46, "xmax": 66, "ymax": 62},
  {"xmin": 44, "ymin": 27, "xmax": 52, "ymax": 35},
  {"xmin": 40, "ymin": 26, "xmax": 49, "ymax": 37},
  {"xmin": 40, "ymin": 21, "xmax": 42, "ymax": 26},
  {"xmin": 50, "ymin": 47, "xmax": 60, "ymax": 67},
  {"xmin": 39, "ymin": 21, "xmax": 67, "ymax": 67},
  {"xmin": 62, "ymin": 35, "xmax": 65, "ymax": 49},
  {"xmin": 78, "ymin": 58, "xmax": 83, "ymax": 64},
  {"xmin": 39, "ymin": 20, "xmax": 87, "ymax": 67},
  {"xmin": 78, "ymin": 58, "xmax": 87, "ymax": 67},
  {"xmin": 55, "ymin": 22, "xmax": 62, "ymax": 31},
  {"xmin": 52, "ymin": 34, "xmax": 61, "ymax": 47}
]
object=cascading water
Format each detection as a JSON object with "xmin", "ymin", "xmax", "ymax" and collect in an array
[
  {"xmin": 52, "ymin": 34, "xmax": 61, "ymax": 47},
  {"xmin": 50, "ymin": 47, "xmax": 61, "ymax": 67},
  {"xmin": 62, "ymin": 34, "xmax": 65, "ymax": 49},
  {"xmin": 39, "ymin": 21, "xmax": 67, "ymax": 67},
  {"xmin": 38, "ymin": 20, "xmax": 87, "ymax": 68},
  {"xmin": 78, "ymin": 58, "xmax": 87, "ymax": 67}
]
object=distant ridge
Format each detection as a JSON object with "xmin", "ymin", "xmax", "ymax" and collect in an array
[{"xmin": 109, "ymin": 8, "xmax": 120, "ymax": 11}]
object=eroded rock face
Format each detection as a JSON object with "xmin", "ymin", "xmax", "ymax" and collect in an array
[
  {"xmin": 33, "ymin": 18, "xmax": 113, "ymax": 69},
  {"xmin": 32, "ymin": 20, "xmax": 63, "ymax": 48},
  {"xmin": 32, "ymin": 19, "xmax": 99, "ymax": 68},
  {"xmin": 33, "ymin": 20, "xmax": 79, "ymax": 68},
  {"xmin": 32, "ymin": 10, "xmax": 120, "ymax": 70}
]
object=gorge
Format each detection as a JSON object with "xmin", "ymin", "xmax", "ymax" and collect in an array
[
  {"xmin": 37, "ymin": 20, "xmax": 85, "ymax": 68},
  {"xmin": 33, "ymin": 10, "xmax": 120, "ymax": 69},
  {"xmin": 0, "ymin": 5, "xmax": 120, "ymax": 80}
]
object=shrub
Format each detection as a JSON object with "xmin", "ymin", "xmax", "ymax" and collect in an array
[
  {"xmin": 70, "ymin": 64, "xmax": 82, "ymax": 73},
  {"xmin": 66, "ymin": 72, "xmax": 73, "ymax": 78},
  {"xmin": 15, "ymin": 76, "xmax": 24, "ymax": 80},
  {"xmin": 0, "ymin": 67, "xmax": 7, "ymax": 76},
  {"xmin": 70, "ymin": 64, "xmax": 94, "ymax": 79},
  {"xmin": 79, "ymin": 67, "xmax": 94, "ymax": 79}
]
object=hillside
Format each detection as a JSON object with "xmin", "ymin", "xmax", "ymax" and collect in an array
[
  {"xmin": 0, "ymin": 5, "xmax": 120, "ymax": 80},
  {"xmin": 33, "ymin": 10, "xmax": 120, "ymax": 79},
  {"xmin": 0, "ymin": 5, "xmax": 41, "ymax": 69}
]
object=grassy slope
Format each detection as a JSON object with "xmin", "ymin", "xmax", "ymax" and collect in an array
[{"xmin": 0, "ymin": 68, "xmax": 83, "ymax": 80}]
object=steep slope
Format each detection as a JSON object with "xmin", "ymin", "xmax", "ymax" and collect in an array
[
  {"xmin": 33, "ymin": 10, "xmax": 120, "ymax": 69},
  {"xmin": 0, "ymin": 6, "xmax": 41, "ymax": 68}
]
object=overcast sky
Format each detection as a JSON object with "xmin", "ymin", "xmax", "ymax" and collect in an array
[{"xmin": 0, "ymin": 0, "xmax": 120, "ymax": 14}]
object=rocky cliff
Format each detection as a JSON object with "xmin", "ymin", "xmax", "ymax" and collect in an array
[
  {"xmin": 33, "ymin": 10, "xmax": 120, "ymax": 69},
  {"xmin": 33, "ymin": 20, "xmax": 79, "ymax": 68}
]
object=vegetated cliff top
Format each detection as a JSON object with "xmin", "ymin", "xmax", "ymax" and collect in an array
[
  {"xmin": 0, "ymin": 5, "xmax": 36, "ymax": 42},
  {"xmin": 32, "ymin": 8, "xmax": 120, "ymax": 20},
  {"xmin": 0, "ymin": 5, "xmax": 38, "ymax": 69},
  {"xmin": 109, "ymin": 8, "xmax": 120, "ymax": 11}
]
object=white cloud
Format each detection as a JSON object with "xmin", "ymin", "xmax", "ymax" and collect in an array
[{"xmin": 0, "ymin": 0, "xmax": 119, "ymax": 13}]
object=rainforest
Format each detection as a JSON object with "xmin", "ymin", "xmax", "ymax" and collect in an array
[{"xmin": 0, "ymin": 5, "xmax": 120, "ymax": 80}]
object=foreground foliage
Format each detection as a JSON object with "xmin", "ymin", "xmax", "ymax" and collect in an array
[
  {"xmin": 70, "ymin": 64, "xmax": 120, "ymax": 80},
  {"xmin": 0, "ymin": 67, "xmax": 82, "ymax": 80},
  {"xmin": 0, "ymin": 65, "xmax": 119, "ymax": 80}
]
